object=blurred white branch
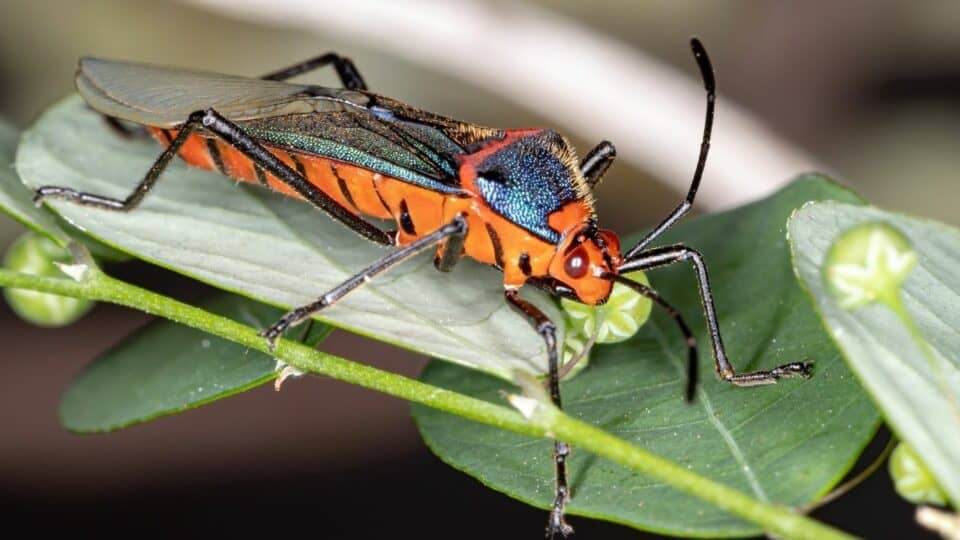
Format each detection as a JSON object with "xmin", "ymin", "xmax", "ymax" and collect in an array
[{"xmin": 185, "ymin": 0, "xmax": 826, "ymax": 209}]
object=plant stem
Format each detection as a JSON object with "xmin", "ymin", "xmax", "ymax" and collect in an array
[
  {"xmin": 0, "ymin": 266, "xmax": 855, "ymax": 540},
  {"xmin": 550, "ymin": 414, "xmax": 854, "ymax": 540}
]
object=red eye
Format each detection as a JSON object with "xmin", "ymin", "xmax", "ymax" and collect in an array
[{"xmin": 564, "ymin": 247, "xmax": 589, "ymax": 279}]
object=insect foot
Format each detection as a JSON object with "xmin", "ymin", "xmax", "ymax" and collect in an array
[
  {"xmin": 259, "ymin": 316, "xmax": 295, "ymax": 351},
  {"xmin": 722, "ymin": 359, "xmax": 815, "ymax": 387},
  {"xmin": 770, "ymin": 361, "xmax": 814, "ymax": 379},
  {"xmin": 545, "ymin": 504, "xmax": 574, "ymax": 539},
  {"xmin": 545, "ymin": 440, "xmax": 574, "ymax": 539}
]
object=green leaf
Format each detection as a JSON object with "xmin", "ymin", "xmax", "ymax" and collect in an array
[
  {"xmin": 0, "ymin": 121, "xmax": 128, "ymax": 262},
  {"xmin": 14, "ymin": 96, "xmax": 563, "ymax": 380},
  {"xmin": 789, "ymin": 201, "xmax": 960, "ymax": 506},
  {"xmin": 59, "ymin": 292, "xmax": 331, "ymax": 432},
  {"xmin": 413, "ymin": 176, "xmax": 879, "ymax": 536},
  {"xmin": 0, "ymin": 120, "xmax": 70, "ymax": 244}
]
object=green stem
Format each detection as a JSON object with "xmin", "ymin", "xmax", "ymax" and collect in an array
[
  {"xmin": 0, "ymin": 266, "xmax": 855, "ymax": 540},
  {"xmin": 551, "ymin": 415, "xmax": 854, "ymax": 540}
]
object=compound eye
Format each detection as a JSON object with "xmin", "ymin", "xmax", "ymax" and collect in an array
[{"xmin": 564, "ymin": 246, "xmax": 589, "ymax": 279}]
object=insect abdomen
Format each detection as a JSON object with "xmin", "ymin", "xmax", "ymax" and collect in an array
[{"xmin": 151, "ymin": 128, "xmax": 445, "ymax": 245}]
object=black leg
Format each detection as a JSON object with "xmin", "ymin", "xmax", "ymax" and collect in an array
[
  {"xmin": 433, "ymin": 228, "xmax": 467, "ymax": 272},
  {"xmin": 260, "ymin": 52, "xmax": 367, "ymax": 90},
  {"xmin": 605, "ymin": 274, "xmax": 698, "ymax": 400},
  {"xmin": 619, "ymin": 244, "xmax": 812, "ymax": 385},
  {"xmin": 34, "ymin": 108, "xmax": 394, "ymax": 246},
  {"xmin": 34, "ymin": 117, "xmax": 202, "ymax": 211},
  {"xmin": 579, "ymin": 140, "xmax": 616, "ymax": 189},
  {"xmin": 433, "ymin": 222, "xmax": 467, "ymax": 272},
  {"xmin": 623, "ymin": 38, "xmax": 715, "ymax": 259},
  {"xmin": 504, "ymin": 289, "xmax": 573, "ymax": 539},
  {"xmin": 261, "ymin": 215, "xmax": 468, "ymax": 348}
]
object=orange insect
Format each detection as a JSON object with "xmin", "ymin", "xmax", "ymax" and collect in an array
[{"xmin": 35, "ymin": 39, "xmax": 811, "ymax": 538}]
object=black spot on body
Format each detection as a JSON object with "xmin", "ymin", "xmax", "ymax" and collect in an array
[
  {"xmin": 399, "ymin": 200, "xmax": 417, "ymax": 235},
  {"xmin": 518, "ymin": 252, "xmax": 532, "ymax": 276}
]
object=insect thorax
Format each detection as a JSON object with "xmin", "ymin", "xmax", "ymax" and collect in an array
[{"xmin": 470, "ymin": 129, "xmax": 593, "ymax": 245}]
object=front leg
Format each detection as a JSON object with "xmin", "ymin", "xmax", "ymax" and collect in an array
[
  {"xmin": 619, "ymin": 244, "xmax": 812, "ymax": 385},
  {"xmin": 504, "ymin": 289, "xmax": 573, "ymax": 539}
]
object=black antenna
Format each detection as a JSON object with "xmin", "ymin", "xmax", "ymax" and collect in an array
[{"xmin": 622, "ymin": 37, "xmax": 716, "ymax": 260}]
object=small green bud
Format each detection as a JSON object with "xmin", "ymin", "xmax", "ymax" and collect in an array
[
  {"xmin": 824, "ymin": 222, "xmax": 916, "ymax": 310},
  {"xmin": 3, "ymin": 232, "xmax": 94, "ymax": 327},
  {"xmin": 889, "ymin": 442, "xmax": 948, "ymax": 506},
  {"xmin": 560, "ymin": 270, "xmax": 653, "ymax": 374},
  {"xmin": 560, "ymin": 272, "xmax": 653, "ymax": 373},
  {"xmin": 562, "ymin": 270, "xmax": 653, "ymax": 344}
]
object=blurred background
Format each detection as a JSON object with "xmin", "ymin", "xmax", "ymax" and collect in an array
[{"xmin": 1, "ymin": 1, "xmax": 957, "ymax": 537}]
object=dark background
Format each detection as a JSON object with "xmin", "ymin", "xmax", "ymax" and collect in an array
[{"xmin": 2, "ymin": 1, "xmax": 957, "ymax": 538}]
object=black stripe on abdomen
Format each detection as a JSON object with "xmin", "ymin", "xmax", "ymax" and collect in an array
[
  {"xmin": 373, "ymin": 184, "xmax": 392, "ymax": 215},
  {"xmin": 330, "ymin": 163, "xmax": 358, "ymax": 209},
  {"xmin": 289, "ymin": 153, "xmax": 308, "ymax": 178}
]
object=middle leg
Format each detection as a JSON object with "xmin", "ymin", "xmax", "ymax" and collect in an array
[{"xmin": 504, "ymin": 289, "xmax": 573, "ymax": 539}]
